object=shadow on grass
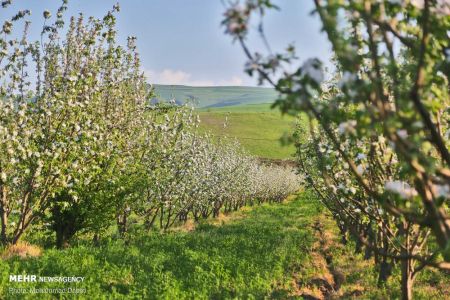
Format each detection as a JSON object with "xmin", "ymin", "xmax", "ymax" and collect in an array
[{"xmin": 1, "ymin": 194, "xmax": 319, "ymax": 299}]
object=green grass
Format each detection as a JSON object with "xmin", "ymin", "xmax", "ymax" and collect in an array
[
  {"xmin": 0, "ymin": 194, "xmax": 318, "ymax": 300},
  {"xmin": 197, "ymin": 104, "xmax": 299, "ymax": 159},
  {"xmin": 1, "ymin": 192, "xmax": 448, "ymax": 299},
  {"xmin": 199, "ymin": 103, "xmax": 275, "ymax": 113},
  {"xmin": 314, "ymin": 212, "xmax": 450, "ymax": 299},
  {"xmin": 153, "ymin": 85, "xmax": 278, "ymax": 108},
  {"xmin": 153, "ymin": 86, "xmax": 297, "ymax": 159}
]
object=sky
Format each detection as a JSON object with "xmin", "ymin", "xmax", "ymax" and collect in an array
[{"xmin": 2, "ymin": 0, "xmax": 332, "ymax": 87}]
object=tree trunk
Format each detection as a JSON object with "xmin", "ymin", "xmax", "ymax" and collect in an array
[
  {"xmin": 354, "ymin": 236, "xmax": 363, "ymax": 254},
  {"xmin": 93, "ymin": 233, "xmax": 100, "ymax": 247},
  {"xmin": 401, "ymin": 257, "xmax": 414, "ymax": 300},
  {"xmin": 377, "ymin": 235, "xmax": 391, "ymax": 286},
  {"xmin": 56, "ymin": 227, "xmax": 70, "ymax": 249},
  {"xmin": 0, "ymin": 204, "xmax": 7, "ymax": 245},
  {"xmin": 117, "ymin": 212, "xmax": 128, "ymax": 236},
  {"xmin": 338, "ymin": 223, "xmax": 348, "ymax": 245},
  {"xmin": 377, "ymin": 259, "xmax": 392, "ymax": 286},
  {"xmin": 0, "ymin": 186, "xmax": 8, "ymax": 245},
  {"xmin": 364, "ymin": 223, "xmax": 375, "ymax": 260},
  {"xmin": 399, "ymin": 221, "xmax": 415, "ymax": 300}
]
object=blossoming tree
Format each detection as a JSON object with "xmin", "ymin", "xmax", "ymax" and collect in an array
[{"xmin": 223, "ymin": 0, "xmax": 449, "ymax": 298}]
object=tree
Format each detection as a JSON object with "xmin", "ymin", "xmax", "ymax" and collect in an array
[
  {"xmin": 0, "ymin": 1, "xmax": 150, "ymax": 246},
  {"xmin": 223, "ymin": 0, "xmax": 449, "ymax": 298}
]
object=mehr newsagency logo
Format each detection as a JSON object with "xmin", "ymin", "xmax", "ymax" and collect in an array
[
  {"xmin": 9, "ymin": 274, "xmax": 85, "ymax": 283},
  {"xmin": 8, "ymin": 274, "xmax": 87, "ymax": 295}
]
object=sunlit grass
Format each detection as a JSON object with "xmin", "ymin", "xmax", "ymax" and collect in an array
[{"xmin": 198, "ymin": 104, "xmax": 300, "ymax": 159}]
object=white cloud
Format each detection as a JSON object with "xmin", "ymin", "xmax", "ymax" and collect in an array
[
  {"xmin": 144, "ymin": 68, "xmax": 244, "ymax": 86},
  {"xmin": 219, "ymin": 76, "xmax": 243, "ymax": 86}
]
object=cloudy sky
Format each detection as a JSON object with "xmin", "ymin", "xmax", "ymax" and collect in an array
[{"xmin": 4, "ymin": 0, "xmax": 332, "ymax": 86}]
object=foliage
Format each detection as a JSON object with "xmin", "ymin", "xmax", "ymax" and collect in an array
[{"xmin": 131, "ymin": 106, "xmax": 301, "ymax": 231}]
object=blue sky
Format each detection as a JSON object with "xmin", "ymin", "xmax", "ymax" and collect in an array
[{"xmin": 3, "ymin": 1, "xmax": 332, "ymax": 86}]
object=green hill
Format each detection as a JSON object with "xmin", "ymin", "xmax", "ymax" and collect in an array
[
  {"xmin": 152, "ymin": 85, "xmax": 278, "ymax": 108},
  {"xmin": 152, "ymin": 85, "xmax": 297, "ymax": 159},
  {"xmin": 198, "ymin": 103, "xmax": 298, "ymax": 159}
]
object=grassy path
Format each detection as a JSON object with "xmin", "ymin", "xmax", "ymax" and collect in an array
[{"xmin": 2, "ymin": 192, "xmax": 449, "ymax": 299}]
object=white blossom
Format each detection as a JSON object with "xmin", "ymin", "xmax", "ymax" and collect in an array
[
  {"xmin": 396, "ymin": 129, "xmax": 408, "ymax": 139},
  {"xmin": 356, "ymin": 153, "xmax": 366, "ymax": 161},
  {"xmin": 385, "ymin": 180, "xmax": 418, "ymax": 199}
]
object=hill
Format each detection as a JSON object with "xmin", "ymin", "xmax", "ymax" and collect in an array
[
  {"xmin": 151, "ymin": 85, "xmax": 296, "ymax": 159},
  {"xmin": 152, "ymin": 85, "xmax": 278, "ymax": 108},
  {"xmin": 197, "ymin": 103, "xmax": 298, "ymax": 159}
]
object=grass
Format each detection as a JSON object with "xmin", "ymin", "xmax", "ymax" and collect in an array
[
  {"xmin": 197, "ymin": 103, "xmax": 299, "ymax": 159},
  {"xmin": 0, "ymin": 193, "xmax": 318, "ymax": 299},
  {"xmin": 1, "ymin": 191, "xmax": 448, "ymax": 299},
  {"xmin": 153, "ymin": 85, "xmax": 298, "ymax": 159},
  {"xmin": 294, "ymin": 206, "xmax": 450, "ymax": 299}
]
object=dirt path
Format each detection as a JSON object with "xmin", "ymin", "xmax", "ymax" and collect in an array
[
  {"xmin": 292, "ymin": 217, "xmax": 341, "ymax": 299},
  {"xmin": 287, "ymin": 214, "xmax": 368, "ymax": 300}
]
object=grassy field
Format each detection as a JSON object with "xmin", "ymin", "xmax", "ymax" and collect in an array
[
  {"xmin": 1, "ymin": 192, "xmax": 447, "ymax": 299},
  {"xmin": 152, "ymin": 85, "xmax": 297, "ymax": 159},
  {"xmin": 197, "ymin": 103, "xmax": 298, "ymax": 159},
  {"xmin": 1, "ymin": 194, "xmax": 315, "ymax": 299},
  {"xmin": 153, "ymin": 85, "xmax": 278, "ymax": 108}
]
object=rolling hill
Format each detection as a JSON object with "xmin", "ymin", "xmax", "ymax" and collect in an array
[
  {"xmin": 152, "ymin": 85, "xmax": 297, "ymax": 159},
  {"xmin": 152, "ymin": 84, "xmax": 278, "ymax": 108},
  {"xmin": 197, "ymin": 103, "xmax": 298, "ymax": 159}
]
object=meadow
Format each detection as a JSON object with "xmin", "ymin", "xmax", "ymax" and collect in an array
[
  {"xmin": 2, "ymin": 192, "xmax": 448, "ymax": 299},
  {"xmin": 154, "ymin": 86, "xmax": 298, "ymax": 159},
  {"xmin": 198, "ymin": 104, "xmax": 298, "ymax": 159}
]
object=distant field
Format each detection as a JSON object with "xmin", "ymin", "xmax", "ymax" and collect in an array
[
  {"xmin": 153, "ymin": 85, "xmax": 278, "ymax": 108},
  {"xmin": 197, "ymin": 103, "xmax": 298, "ymax": 159},
  {"xmin": 152, "ymin": 85, "xmax": 297, "ymax": 159}
]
